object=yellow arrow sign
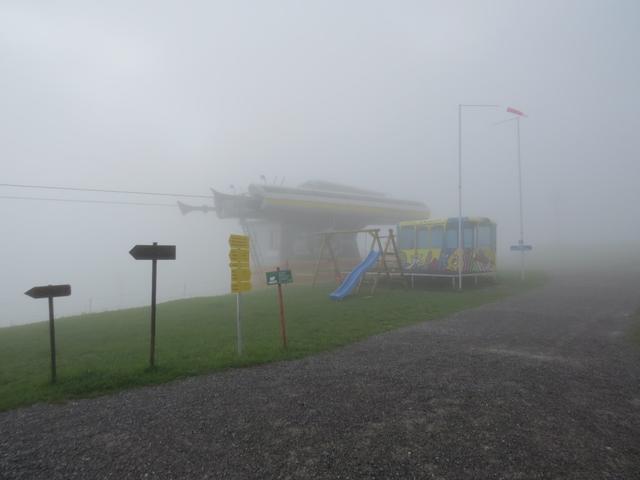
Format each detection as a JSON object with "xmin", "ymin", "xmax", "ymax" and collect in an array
[
  {"xmin": 229, "ymin": 234, "xmax": 250, "ymax": 248},
  {"xmin": 229, "ymin": 250, "xmax": 250, "ymax": 262},
  {"xmin": 231, "ymin": 269, "xmax": 252, "ymax": 281},
  {"xmin": 229, "ymin": 234, "xmax": 251, "ymax": 292},
  {"xmin": 231, "ymin": 280, "xmax": 252, "ymax": 293},
  {"xmin": 229, "ymin": 261, "xmax": 250, "ymax": 269}
]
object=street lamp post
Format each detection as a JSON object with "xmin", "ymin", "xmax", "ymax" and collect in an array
[{"xmin": 457, "ymin": 104, "xmax": 499, "ymax": 290}]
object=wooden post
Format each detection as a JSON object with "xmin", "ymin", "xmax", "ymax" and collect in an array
[
  {"xmin": 25, "ymin": 284, "xmax": 71, "ymax": 383},
  {"xmin": 311, "ymin": 235, "xmax": 327, "ymax": 287},
  {"xmin": 129, "ymin": 242, "xmax": 176, "ymax": 368},
  {"xmin": 47, "ymin": 296, "xmax": 57, "ymax": 383},
  {"xmin": 150, "ymin": 253, "xmax": 157, "ymax": 368},
  {"xmin": 375, "ymin": 232, "xmax": 391, "ymax": 281},
  {"xmin": 276, "ymin": 267, "xmax": 288, "ymax": 349},
  {"xmin": 388, "ymin": 229, "xmax": 408, "ymax": 288},
  {"xmin": 325, "ymin": 235, "xmax": 342, "ymax": 283}
]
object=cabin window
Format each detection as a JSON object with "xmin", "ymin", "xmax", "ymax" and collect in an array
[
  {"xmin": 417, "ymin": 227, "xmax": 429, "ymax": 249},
  {"xmin": 463, "ymin": 227, "xmax": 474, "ymax": 249},
  {"xmin": 445, "ymin": 228, "xmax": 458, "ymax": 249},
  {"xmin": 430, "ymin": 226, "xmax": 444, "ymax": 248},
  {"xmin": 477, "ymin": 225, "xmax": 491, "ymax": 247},
  {"xmin": 399, "ymin": 226, "xmax": 416, "ymax": 250}
]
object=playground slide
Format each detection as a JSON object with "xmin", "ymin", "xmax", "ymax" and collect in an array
[{"xmin": 329, "ymin": 250, "xmax": 381, "ymax": 300}]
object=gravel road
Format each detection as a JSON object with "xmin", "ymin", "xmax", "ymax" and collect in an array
[{"xmin": 1, "ymin": 271, "xmax": 639, "ymax": 479}]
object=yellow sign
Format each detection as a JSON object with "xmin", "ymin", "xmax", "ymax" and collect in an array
[
  {"xmin": 231, "ymin": 269, "xmax": 251, "ymax": 282},
  {"xmin": 231, "ymin": 281, "xmax": 252, "ymax": 293},
  {"xmin": 229, "ymin": 234, "xmax": 250, "ymax": 248},
  {"xmin": 229, "ymin": 234, "xmax": 251, "ymax": 293},
  {"xmin": 229, "ymin": 250, "xmax": 250, "ymax": 262}
]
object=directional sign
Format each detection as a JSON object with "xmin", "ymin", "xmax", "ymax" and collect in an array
[
  {"xmin": 25, "ymin": 283, "xmax": 71, "ymax": 383},
  {"xmin": 25, "ymin": 284, "xmax": 71, "ymax": 299},
  {"xmin": 265, "ymin": 268, "xmax": 291, "ymax": 348},
  {"xmin": 510, "ymin": 244, "xmax": 533, "ymax": 251},
  {"xmin": 266, "ymin": 272, "xmax": 278, "ymax": 285},
  {"xmin": 277, "ymin": 269, "xmax": 293, "ymax": 284},
  {"xmin": 229, "ymin": 234, "xmax": 251, "ymax": 294},
  {"xmin": 231, "ymin": 281, "xmax": 252, "ymax": 293},
  {"xmin": 229, "ymin": 234, "xmax": 250, "ymax": 248},
  {"xmin": 129, "ymin": 242, "xmax": 177, "ymax": 368},
  {"xmin": 229, "ymin": 250, "xmax": 250, "ymax": 263},
  {"xmin": 129, "ymin": 244, "xmax": 176, "ymax": 261},
  {"xmin": 229, "ymin": 234, "xmax": 251, "ymax": 354},
  {"xmin": 231, "ymin": 269, "xmax": 252, "ymax": 282},
  {"xmin": 266, "ymin": 269, "xmax": 293, "ymax": 285}
]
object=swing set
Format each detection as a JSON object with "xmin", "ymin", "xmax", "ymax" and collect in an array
[{"xmin": 311, "ymin": 228, "xmax": 407, "ymax": 295}]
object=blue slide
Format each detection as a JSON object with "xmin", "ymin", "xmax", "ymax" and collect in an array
[{"xmin": 329, "ymin": 250, "xmax": 381, "ymax": 300}]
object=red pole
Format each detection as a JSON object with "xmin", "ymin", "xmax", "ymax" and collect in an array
[{"xmin": 276, "ymin": 267, "xmax": 288, "ymax": 349}]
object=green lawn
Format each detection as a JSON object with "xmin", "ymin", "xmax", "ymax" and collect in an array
[{"xmin": 0, "ymin": 272, "xmax": 546, "ymax": 411}]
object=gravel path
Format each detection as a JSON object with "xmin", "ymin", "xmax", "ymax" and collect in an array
[{"xmin": 1, "ymin": 272, "xmax": 640, "ymax": 479}]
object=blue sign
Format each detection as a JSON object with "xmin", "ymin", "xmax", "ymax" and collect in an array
[{"xmin": 510, "ymin": 244, "xmax": 533, "ymax": 251}]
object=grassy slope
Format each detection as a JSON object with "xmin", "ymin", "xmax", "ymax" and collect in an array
[{"xmin": 0, "ymin": 272, "xmax": 546, "ymax": 411}]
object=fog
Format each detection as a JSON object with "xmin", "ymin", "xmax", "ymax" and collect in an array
[{"xmin": 2, "ymin": 0, "xmax": 639, "ymax": 326}]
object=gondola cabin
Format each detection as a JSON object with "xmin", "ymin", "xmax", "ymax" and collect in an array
[{"xmin": 397, "ymin": 217, "xmax": 496, "ymax": 275}]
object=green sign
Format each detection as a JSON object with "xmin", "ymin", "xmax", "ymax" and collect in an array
[{"xmin": 266, "ymin": 269, "xmax": 293, "ymax": 285}]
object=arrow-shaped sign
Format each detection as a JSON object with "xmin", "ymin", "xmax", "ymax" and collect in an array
[
  {"xmin": 129, "ymin": 244, "xmax": 176, "ymax": 261},
  {"xmin": 129, "ymin": 242, "xmax": 177, "ymax": 368},
  {"xmin": 229, "ymin": 234, "xmax": 250, "ymax": 248},
  {"xmin": 25, "ymin": 284, "xmax": 71, "ymax": 299},
  {"xmin": 24, "ymin": 283, "xmax": 71, "ymax": 383}
]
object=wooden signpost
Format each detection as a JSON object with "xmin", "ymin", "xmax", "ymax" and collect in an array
[
  {"xmin": 24, "ymin": 284, "xmax": 71, "ymax": 383},
  {"xmin": 129, "ymin": 242, "xmax": 176, "ymax": 368},
  {"xmin": 229, "ymin": 234, "xmax": 251, "ymax": 354},
  {"xmin": 266, "ymin": 267, "xmax": 293, "ymax": 349}
]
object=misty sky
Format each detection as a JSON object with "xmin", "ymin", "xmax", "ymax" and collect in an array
[{"xmin": 2, "ymin": 0, "xmax": 639, "ymax": 325}]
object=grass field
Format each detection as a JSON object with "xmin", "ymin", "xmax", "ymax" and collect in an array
[{"xmin": 0, "ymin": 272, "xmax": 546, "ymax": 411}]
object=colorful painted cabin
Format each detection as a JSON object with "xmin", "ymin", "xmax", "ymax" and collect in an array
[{"xmin": 397, "ymin": 217, "xmax": 496, "ymax": 275}]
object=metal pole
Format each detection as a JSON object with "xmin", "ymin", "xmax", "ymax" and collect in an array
[
  {"xmin": 150, "ymin": 256, "xmax": 157, "ymax": 368},
  {"xmin": 517, "ymin": 117, "xmax": 525, "ymax": 281},
  {"xmin": 276, "ymin": 267, "xmax": 288, "ymax": 349},
  {"xmin": 48, "ymin": 296, "xmax": 57, "ymax": 383},
  {"xmin": 458, "ymin": 104, "xmax": 463, "ymax": 290},
  {"xmin": 236, "ymin": 292, "xmax": 243, "ymax": 354}
]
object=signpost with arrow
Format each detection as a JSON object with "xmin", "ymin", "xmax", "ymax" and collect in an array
[
  {"xmin": 24, "ymin": 284, "xmax": 71, "ymax": 383},
  {"xmin": 229, "ymin": 234, "xmax": 251, "ymax": 354},
  {"xmin": 266, "ymin": 267, "xmax": 292, "ymax": 348},
  {"xmin": 129, "ymin": 242, "xmax": 176, "ymax": 368}
]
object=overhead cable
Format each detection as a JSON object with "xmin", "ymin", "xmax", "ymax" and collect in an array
[
  {"xmin": 0, "ymin": 183, "xmax": 212, "ymax": 199},
  {"xmin": 0, "ymin": 195, "xmax": 176, "ymax": 207}
]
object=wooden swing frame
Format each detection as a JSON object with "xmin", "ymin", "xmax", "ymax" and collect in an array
[{"xmin": 311, "ymin": 228, "xmax": 407, "ymax": 294}]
